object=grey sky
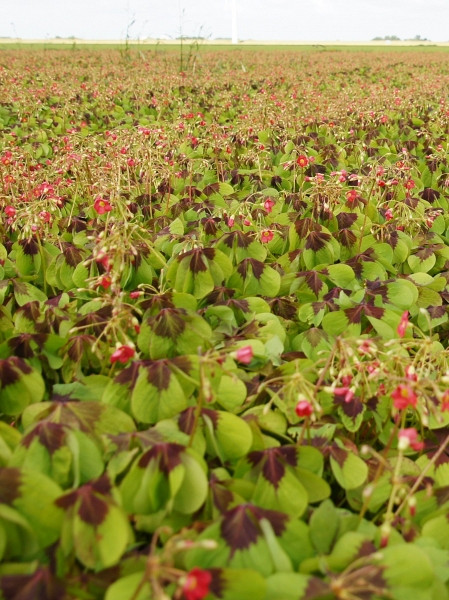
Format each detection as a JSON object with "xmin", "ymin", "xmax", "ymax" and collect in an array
[{"xmin": 2, "ymin": 0, "xmax": 449, "ymax": 42}]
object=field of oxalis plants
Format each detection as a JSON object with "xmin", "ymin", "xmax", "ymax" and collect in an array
[{"xmin": 2, "ymin": 44, "xmax": 449, "ymax": 600}]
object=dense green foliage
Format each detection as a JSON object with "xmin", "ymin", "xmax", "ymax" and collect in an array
[{"xmin": 1, "ymin": 47, "xmax": 449, "ymax": 599}]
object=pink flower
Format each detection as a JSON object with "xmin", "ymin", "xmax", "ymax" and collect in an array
[
  {"xmin": 391, "ymin": 384, "xmax": 417, "ymax": 410},
  {"xmin": 334, "ymin": 387, "xmax": 354, "ymax": 403},
  {"xmin": 384, "ymin": 208, "xmax": 394, "ymax": 221},
  {"xmin": 235, "ymin": 345, "xmax": 253, "ymax": 365},
  {"xmin": 397, "ymin": 311, "xmax": 409, "ymax": 338},
  {"xmin": 182, "ymin": 568, "xmax": 212, "ymax": 600},
  {"xmin": 405, "ymin": 365, "xmax": 418, "ymax": 382},
  {"xmin": 4, "ymin": 206, "xmax": 16, "ymax": 217},
  {"xmin": 39, "ymin": 211, "xmax": 51, "ymax": 223},
  {"xmin": 110, "ymin": 345, "xmax": 135, "ymax": 364},
  {"xmin": 398, "ymin": 428, "xmax": 424, "ymax": 451},
  {"xmin": 264, "ymin": 198, "xmax": 275, "ymax": 213},
  {"xmin": 261, "ymin": 230, "xmax": 274, "ymax": 243},
  {"xmin": 93, "ymin": 197, "xmax": 112, "ymax": 215},
  {"xmin": 295, "ymin": 399, "xmax": 313, "ymax": 418}
]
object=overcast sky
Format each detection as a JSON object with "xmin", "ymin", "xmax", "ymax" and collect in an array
[{"xmin": 2, "ymin": 0, "xmax": 449, "ymax": 42}]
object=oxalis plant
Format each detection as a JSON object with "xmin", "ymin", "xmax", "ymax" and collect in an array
[{"xmin": 1, "ymin": 46, "xmax": 449, "ymax": 599}]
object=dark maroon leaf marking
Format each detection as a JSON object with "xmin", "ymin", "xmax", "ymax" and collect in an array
[
  {"xmin": 210, "ymin": 475, "xmax": 233, "ymax": 512},
  {"xmin": 303, "ymin": 577, "xmax": 332, "ymax": 600},
  {"xmin": 78, "ymin": 489, "xmax": 109, "ymax": 526},
  {"xmin": 305, "ymin": 327, "xmax": 328, "ymax": 348},
  {"xmin": 298, "ymin": 270, "xmax": 323, "ymax": 296},
  {"xmin": 22, "ymin": 422, "xmax": 66, "ymax": 454},
  {"xmin": 366, "ymin": 396, "xmax": 379, "ymax": 411},
  {"xmin": 305, "ymin": 231, "xmax": 331, "ymax": 252},
  {"xmin": 334, "ymin": 395, "xmax": 364, "ymax": 420},
  {"xmin": 151, "ymin": 308, "xmax": 187, "ymax": 339},
  {"xmin": 365, "ymin": 280, "xmax": 389, "ymax": 301},
  {"xmin": 114, "ymin": 360, "xmax": 147, "ymax": 388},
  {"xmin": 0, "ymin": 356, "xmax": 32, "ymax": 386},
  {"xmin": 140, "ymin": 292, "xmax": 175, "ymax": 313},
  {"xmin": 202, "ymin": 408, "xmax": 219, "ymax": 428},
  {"xmin": 428, "ymin": 305, "xmax": 446, "ymax": 319},
  {"xmin": 237, "ymin": 258, "xmax": 265, "ymax": 280},
  {"xmin": 57, "ymin": 475, "xmax": 111, "ymax": 525},
  {"xmin": 16, "ymin": 300, "xmax": 42, "ymax": 323},
  {"xmin": 146, "ymin": 360, "xmax": 172, "ymax": 391},
  {"xmin": 336, "ymin": 212, "xmax": 358, "ymax": 229},
  {"xmin": 138, "ymin": 442, "xmax": 184, "ymax": 474},
  {"xmin": 61, "ymin": 243, "xmax": 84, "ymax": 267},
  {"xmin": 221, "ymin": 504, "xmax": 287, "ymax": 556},
  {"xmin": 76, "ymin": 306, "xmax": 112, "ymax": 336},
  {"xmin": 8, "ymin": 333, "xmax": 48, "ymax": 358},
  {"xmin": 202, "ymin": 183, "xmax": 220, "ymax": 196},
  {"xmin": 53, "ymin": 401, "xmax": 104, "ymax": 433},
  {"xmin": 345, "ymin": 249, "xmax": 375, "ymax": 278},
  {"xmin": 248, "ymin": 446, "xmax": 298, "ymax": 489},
  {"xmin": 267, "ymin": 297, "xmax": 297, "ymax": 319},
  {"xmin": 18, "ymin": 238, "xmax": 39, "ymax": 256},
  {"xmin": 386, "ymin": 230, "xmax": 399, "ymax": 249},
  {"xmin": 420, "ymin": 188, "xmax": 440, "ymax": 202},
  {"xmin": 208, "ymin": 568, "xmax": 225, "ymax": 598},
  {"xmin": 415, "ymin": 246, "xmax": 438, "ymax": 261},
  {"xmin": 335, "ymin": 228, "xmax": 357, "ymax": 248},
  {"xmin": 345, "ymin": 303, "xmax": 384, "ymax": 324},
  {"xmin": 90, "ymin": 474, "xmax": 112, "ymax": 496},
  {"xmin": 0, "ymin": 468, "xmax": 22, "ymax": 504},
  {"xmin": 294, "ymin": 218, "xmax": 321, "ymax": 238},
  {"xmin": 330, "ymin": 446, "xmax": 348, "ymax": 468},
  {"xmin": 223, "ymin": 230, "xmax": 252, "ymax": 249},
  {"xmin": 179, "ymin": 247, "xmax": 215, "ymax": 273},
  {"xmin": 435, "ymin": 486, "xmax": 449, "ymax": 506},
  {"xmin": 0, "ymin": 568, "xmax": 65, "ymax": 600},
  {"xmin": 178, "ymin": 407, "xmax": 197, "ymax": 435},
  {"xmin": 66, "ymin": 335, "xmax": 97, "ymax": 362}
]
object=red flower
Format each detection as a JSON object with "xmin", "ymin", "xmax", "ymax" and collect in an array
[
  {"xmin": 39, "ymin": 211, "xmax": 51, "ymax": 223},
  {"xmin": 96, "ymin": 253, "xmax": 111, "ymax": 271},
  {"xmin": 110, "ymin": 345, "xmax": 135, "ymax": 364},
  {"xmin": 346, "ymin": 189, "xmax": 358, "ymax": 205},
  {"xmin": 391, "ymin": 384, "xmax": 417, "ymax": 410},
  {"xmin": 4, "ymin": 206, "xmax": 16, "ymax": 217},
  {"xmin": 295, "ymin": 399, "xmax": 313, "ymax": 418},
  {"xmin": 441, "ymin": 391, "xmax": 449, "ymax": 412},
  {"xmin": 97, "ymin": 275, "xmax": 112, "ymax": 289},
  {"xmin": 261, "ymin": 230, "xmax": 274, "ymax": 243},
  {"xmin": 93, "ymin": 197, "xmax": 112, "ymax": 215},
  {"xmin": 235, "ymin": 345, "xmax": 253, "ymax": 365},
  {"xmin": 182, "ymin": 568, "xmax": 212, "ymax": 600},
  {"xmin": 397, "ymin": 311, "xmax": 409, "ymax": 338},
  {"xmin": 264, "ymin": 198, "xmax": 275, "ymax": 213},
  {"xmin": 296, "ymin": 155, "xmax": 309, "ymax": 168},
  {"xmin": 398, "ymin": 427, "xmax": 424, "ymax": 451}
]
